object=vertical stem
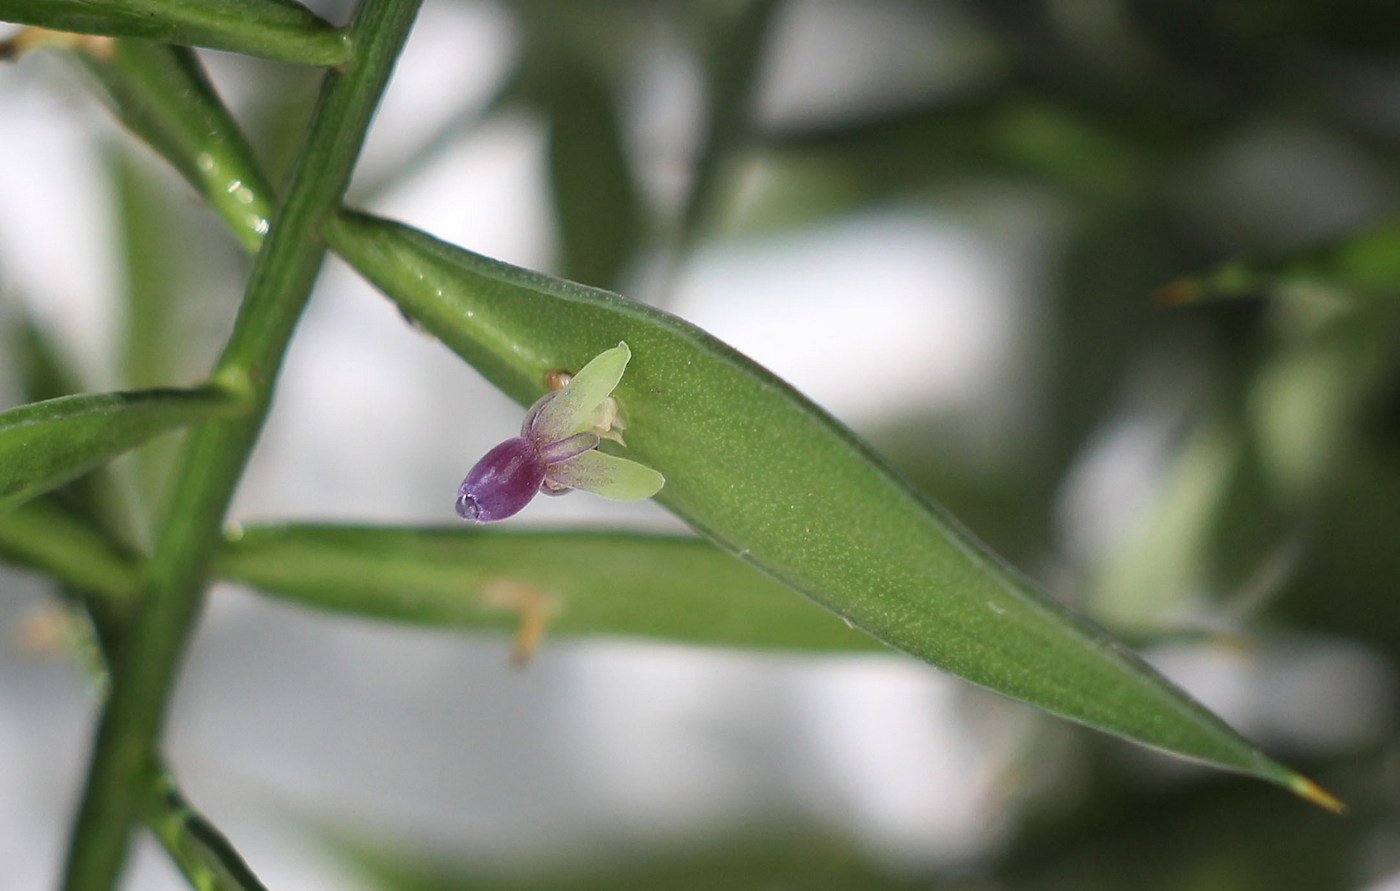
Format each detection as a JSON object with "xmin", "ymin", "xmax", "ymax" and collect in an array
[{"xmin": 60, "ymin": 1, "xmax": 422, "ymax": 888}]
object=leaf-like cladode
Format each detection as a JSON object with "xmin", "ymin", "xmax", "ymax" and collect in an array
[
  {"xmin": 0, "ymin": 387, "xmax": 241, "ymax": 516},
  {"xmin": 217, "ymin": 523, "xmax": 876, "ymax": 651},
  {"xmin": 76, "ymin": 41, "xmax": 277, "ymax": 253},
  {"xmin": 323, "ymin": 209, "xmax": 1338, "ymax": 807}
]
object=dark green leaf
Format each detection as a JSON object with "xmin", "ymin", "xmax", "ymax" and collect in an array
[
  {"xmin": 323, "ymin": 209, "xmax": 1337, "ymax": 805},
  {"xmin": 0, "ymin": 386, "xmax": 242, "ymax": 516}
]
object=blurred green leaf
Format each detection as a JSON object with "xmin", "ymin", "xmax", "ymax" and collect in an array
[
  {"xmin": 538, "ymin": 53, "xmax": 642, "ymax": 290},
  {"xmin": 1246, "ymin": 301, "xmax": 1398, "ymax": 501},
  {"xmin": 322, "ymin": 208, "xmax": 1333, "ymax": 803},
  {"xmin": 0, "ymin": 386, "xmax": 241, "ymax": 516},
  {"xmin": 675, "ymin": 0, "xmax": 777, "ymax": 250},
  {"xmin": 1161, "ymin": 217, "xmax": 1400, "ymax": 306},
  {"xmin": 764, "ymin": 91, "xmax": 1161, "ymax": 206},
  {"xmin": 217, "ymin": 523, "xmax": 877, "ymax": 652},
  {"xmin": 0, "ymin": 496, "xmax": 142, "ymax": 602},
  {"xmin": 1096, "ymin": 297, "xmax": 1400, "ymax": 631},
  {"xmin": 0, "ymin": 0, "xmax": 349, "ymax": 66},
  {"xmin": 342, "ymin": 829, "xmax": 921, "ymax": 891},
  {"xmin": 75, "ymin": 40, "xmax": 275, "ymax": 253},
  {"xmin": 1088, "ymin": 417, "xmax": 1240, "ymax": 632},
  {"xmin": 112, "ymin": 149, "xmax": 196, "ymax": 521},
  {"xmin": 113, "ymin": 150, "xmax": 183, "ymax": 389},
  {"xmin": 1041, "ymin": 209, "xmax": 1193, "ymax": 493},
  {"xmin": 996, "ymin": 772, "xmax": 1370, "ymax": 891},
  {"xmin": 1276, "ymin": 439, "xmax": 1400, "ymax": 662},
  {"xmin": 13, "ymin": 315, "xmax": 87, "ymax": 403}
]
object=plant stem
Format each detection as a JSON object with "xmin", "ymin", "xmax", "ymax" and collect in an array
[
  {"xmin": 59, "ymin": 1, "xmax": 422, "ymax": 888},
  {"xmin": 144, "ymin": 762, "xmax": 272, "ymax": 891},
  {"xmin": 0, "ymin": 0, "xmax": 352, "ymax": 66}
]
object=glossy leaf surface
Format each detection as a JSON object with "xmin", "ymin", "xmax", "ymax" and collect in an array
[
  {"xmin": 77, "ymin": 41, "xmax": 276, "ymax": 253},
  {"xmin": 323, "ymin": 209, "xmax": 1333, "ymax": 802}
]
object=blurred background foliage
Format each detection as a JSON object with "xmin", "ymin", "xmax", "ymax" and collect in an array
[
  {"xmin": 5, "ymin": 0, "xmax": 1400, "ymax": 888},
  {"xmin": 350, "ymin": 0, "xmax": 1400, "ymax": 887}
]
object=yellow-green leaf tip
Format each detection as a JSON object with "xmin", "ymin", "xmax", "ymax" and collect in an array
[{"xmin": 1289, "ymin": 775, "xmax": 1346, "ymax": 814}]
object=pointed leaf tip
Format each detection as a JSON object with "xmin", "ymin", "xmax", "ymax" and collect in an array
[{"xmin": 1289, "ymin": 775, "xmax": 1346, "ymax": 814}]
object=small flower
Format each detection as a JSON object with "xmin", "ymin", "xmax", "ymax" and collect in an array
[{"xmin": 455, "ymin": 342, "xmax": 665, "ymax": 523}]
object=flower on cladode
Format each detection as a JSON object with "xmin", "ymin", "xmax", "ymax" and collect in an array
[{"xmin": 455, "ymin": 342, "xmax": 665, "ymax": 523}]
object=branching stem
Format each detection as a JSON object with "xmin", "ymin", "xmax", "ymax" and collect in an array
[{"xmin": 59, "ymin": 1, "xmax": 423, "ymax": 888}]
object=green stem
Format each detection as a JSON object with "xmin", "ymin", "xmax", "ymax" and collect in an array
[
  {"xmin": 74, "ymin": 590, "xmax": 271, "ymax": 890},
  {"xmin": 0, "ymin": 0, "xmax": 351, "ymax": 67},
  {"xmin": 59, "ymin": 1, "xmax": 422, "ymax": 888},
  {"xmin": 144, "ymin": 764, "xmax": 271, "ymax": 891}
]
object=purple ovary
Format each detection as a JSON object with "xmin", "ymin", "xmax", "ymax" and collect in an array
[{"xmin": 454, "ymin": 437, "xmax": 547, "ymax": 523}]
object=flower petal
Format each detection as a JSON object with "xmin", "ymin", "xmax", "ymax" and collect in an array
[
  {"xmin": 527, "ymin": 342, "xmax": 630, "ymax": 444},
  {"xmin": 456, "ymin": 437, "xmax": 547, "ymax": 523},
  {"xmin": 544, "ymin": 449, "xmax": 665, "ymax": 501},
  {"xmin": 519, "ymin": 390, "xmax": 559, "ymax": 437},
  {"xmin": 539, "ymin": 430, "xmax": 599, "ymax": 464}
]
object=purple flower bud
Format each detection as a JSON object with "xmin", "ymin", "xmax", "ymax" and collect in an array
[
  {"xmin": 455, "ymin": 343, "xmax": 664, "ymax": 523},
  {"xmin": 455, "ymin": 437, "xmax": 546, "ymax": 522}
]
